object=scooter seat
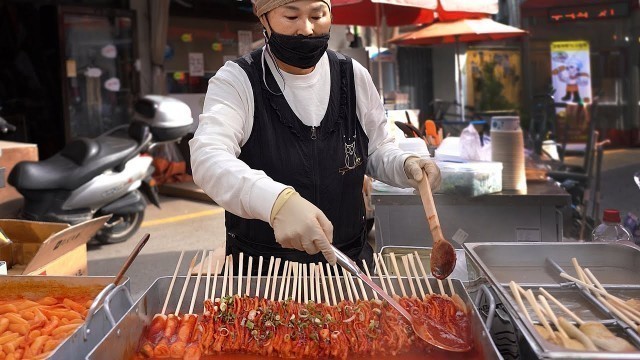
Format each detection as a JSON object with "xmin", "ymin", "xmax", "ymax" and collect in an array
[{"xmin": 9, "ymin": 136, "xmax": 138, "ymax": 191}]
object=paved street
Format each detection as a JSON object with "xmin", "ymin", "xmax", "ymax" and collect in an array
[
  {"xmin": 87, "ymin": 195, "xmax": 226, "ymax": 298},
  {"xmin": 87, "ymin": 148, "xmax": 640, "ymax": 300}
]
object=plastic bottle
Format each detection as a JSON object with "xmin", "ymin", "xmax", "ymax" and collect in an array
[{"xmin": 591, "ymin": 209, "xmax": 633, "ymax": 243}]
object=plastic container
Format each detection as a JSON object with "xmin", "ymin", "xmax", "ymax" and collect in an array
[
  {"xmin": 592, "ymin": 209, "xmax": 633, "ymax": 243},
  {"xmin": 435, "ymin": 160, "xmax": 503, "ymax": 197}
]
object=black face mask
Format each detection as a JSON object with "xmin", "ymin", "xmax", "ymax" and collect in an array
[{"xmin": 265, "ymin": 28, "xmax": 330, "ymax": 69}]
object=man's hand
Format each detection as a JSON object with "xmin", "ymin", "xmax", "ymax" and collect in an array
[
  {"xmin": 403, "ymin": 156, "xmax": 442, "ymax": 190},
  {"xmin": 271, "ymin": 191, "xmax": 336, "ymax": 265}
]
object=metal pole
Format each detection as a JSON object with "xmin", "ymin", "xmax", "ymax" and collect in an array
[
  {"xmin": 455, "ymin": 36, "xmax": 465, "ymax": 121},
  {"xmin": 376, "ymin": 4, "xmax": 384, "ymax": 100}
]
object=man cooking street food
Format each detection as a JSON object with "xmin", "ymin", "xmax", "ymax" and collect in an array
[{"xmin": 189, "ymin": 0, "xmax": 441, "ymax": 271}]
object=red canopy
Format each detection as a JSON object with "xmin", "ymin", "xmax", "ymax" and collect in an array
[
  {"xmin": 331, "ymin": 0, "xmax": 498, "ymax": 26},
  {"xmin": 331, "ymin": 0, "xmax": 436, "ymax": 26},
  {"xmin": 389, "ymin": 18, "xmax": 527, "ymax": 45},
  {"xmin": 437, "ymin": 0, "xmax": 499, "ymax": 21}
]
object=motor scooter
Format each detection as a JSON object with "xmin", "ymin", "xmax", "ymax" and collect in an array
[{"xmin": 8, "ymin": 95, "xmax": 193, "ymax": 244}]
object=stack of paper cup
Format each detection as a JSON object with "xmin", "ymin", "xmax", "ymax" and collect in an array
[{"xmin": 491, "ymin": 116, "xmax": 527, "ymax": 191}]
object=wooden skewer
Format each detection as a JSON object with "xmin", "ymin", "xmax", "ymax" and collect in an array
[
  {"xmin": 378, "ymin": 254, "xmax": 397, "ymax": 298},
  {"xmin": 246, "ymin": 256, "xmax": 253, "ymax": 297},
  {"xmin": 320, "ymin": 263, "xmax": 330, "ymax": 306},
  {"xmin": 389, "ymin": 252, "xmax": 407, "ymax": 298},
  {"xmin": 237, "ymin": 252, "xmax": 243, "ymax": 296},
  {"xmin": 284, "ymin": 261, "xmax": 293, "ymax": 301},
  {"xmin": 560, "ymin": 272, "xmax": 640, "ymax": 323},
  {"xmin": 297, "ymin": 263, "xmax": 303, "ymax": 303},
  {"xmin": 437, "ymin": 279, "xmax": 446, "ymax": 295},
  {"xmin": 348, "ymin": 270, "xmax": 360, "ymax": 301},
  {"xmin": 188, "ymin": 250, "xmax": 207, "ymax": 315},
  {"xmin": 447, "ymin": 278, "xmax": 456, "ymax": 297},
  {"xmin": 407, "ymin": 254, "xmax": 425, "ymax": 299},
  {"xmin": 342, "ymin": 266, "xmax": 354, "ymax": 302},
  {"xmin": 523, "ymin": 289, "xmax": 557, "ymax": 342},
  {"xmin": 584, "ymin": 268, "xmax": 640, "ymax": 321},
  {"xmin": 539, "ymin": 288, "xmax": 583, "ymax": 325},
  {"xmin": 278, "ymin": 261, "xmax": 290, "ymax": 302},
  {"xmin": 362, "ymin": 259, "xmax": 378, "ymax": 301},
  {"xmin": 291, "ymin": 263, "xmax": 298, "ymax": 302},
  {"xmin": 175, "ymin": 251, "xmax": 199, "ymax": 316},
  {"xmin": 333, "ymin": 265, "xmax": 345, "ymax": 302},
  {"xmin": 315, "ymin": 264, "xmax": 323, "ymax": 304},
  {"xmin": 538, "ymin": 294, "xmax": 569, "ymax": 339},
  {"xmin": 414, "ymin": 251, "xmax": 434, "ymax": 295},
  {"xmin": 211, "ymin": 260, "xmax": 220, "ymax": 301},
  {"xmin": 582, "ymin": 269, "xmax": 640, "ymax": 326},
  {"xmin": 255, "ymin": 256, "xmax": 264, "ymax": 298},
  {"xmin": 303, "ymin": 263, "xmax": 309, "ymax": 304},
  {"xmin": 515, "ymin": 285, "xmax": 549, "ymax": 319},
  {"xmin": 571, "ymin": 257, "xmax": 587, "ymax": 284},
  {"xmin": 326, "ymin": 263, "xmax": 337, "ymax": 305},
  {"xmin": 373, "ymin": 254, "xmax": 388, "ymax": 294},
  {"xmin": 310, "ymin": 263, "xmax": 316, "ymax": 302},
  {"xmin": 161, "ymin": 250, "xmax": 185, "ymax": 316},
  {"xmin": 228, "ymin": 254, "xmax": 234, "ymax": 297},
  {"xmin": 401, "ymin": 256, "xmax": 417, "ymax": 298},
  {"xmin": 263, "ymin": 256, "xmax": 275, "ymax": 299},
  {"xmin": 220, "ymin": 255, "xmax": 230, "ymax": 300},
  {"xmin": 270, "ymin": 258, "xmax": 281, "ymax": 302},
  {"xmin": 509, "ymin": 281, "xmax": 534, "ymax": 325},
  {"xmin": 204, "ymin": 251, "xmax": 213, "ymax": 306},
  {"xmin": 356, "ymin": 267, "xmax": 369, "ymax": 301}
]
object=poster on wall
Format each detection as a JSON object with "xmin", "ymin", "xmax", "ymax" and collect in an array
[
  {"xmin": 188, "ymin": 52, "xmax": 204, "ymax": 77},
  {"xmin": 550, "ymin": 41, "xmax": 592, "ymax": 105},
  {"xmin": 238, "ymin": 30, "xmax": 253, "ymax": 56}
]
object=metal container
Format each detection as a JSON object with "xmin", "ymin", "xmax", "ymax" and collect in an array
[
  {"xmin": 87, "ymin": 275, "xmax": 503, "ymax": 359},
  {"xmin": 464, "ymin": 242, "xmax": 640, "ymax": 287},
  {"xmin": 465, "ymin": 242, "xmax": 640, "ymax": 359},
  {"xmin": 0, "ymin": 275, "xmax": 131, "ymax": 360}
]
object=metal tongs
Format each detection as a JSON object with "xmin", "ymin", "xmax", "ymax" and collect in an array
[{"xmin": 332, "ymin": 245, "xmax": 470, "ymax": 352}]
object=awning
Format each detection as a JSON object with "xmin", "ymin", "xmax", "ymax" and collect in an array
[{"xmin": 521, "ymin": 0, "xmax": 625, "ymax": 9}]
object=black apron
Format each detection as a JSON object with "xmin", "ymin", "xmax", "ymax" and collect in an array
[{"xmin": 225, "ymin": 49, "xmax": 371, "ymax": 275}]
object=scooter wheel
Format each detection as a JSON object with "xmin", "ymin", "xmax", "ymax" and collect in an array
[{"xmin": 95, "ymin": 211, "xmax": 144, "ymax": 244}]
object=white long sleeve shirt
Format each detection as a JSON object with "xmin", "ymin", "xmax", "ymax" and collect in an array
[{"xmin": 190, "ymin": 50, "xmax": 415, "ymax": 224}]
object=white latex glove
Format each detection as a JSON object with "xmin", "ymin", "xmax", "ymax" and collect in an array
[
  {"xmin": 271, "ymin": 192, "xmax": 336, "ymax": 265},
  {"xmin": 403, "ymin": 156, "xmax": 442, "ymax": 190}
]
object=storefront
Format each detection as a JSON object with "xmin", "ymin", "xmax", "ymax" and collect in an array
[
  {"xmin": 520, "ymin": 0, "xmax": 640, "ymax": 147},
  {"xmin": 0, "ymin": 0, "xmax": 138, "ymax": 158}
]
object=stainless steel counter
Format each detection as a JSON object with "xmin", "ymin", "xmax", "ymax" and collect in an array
[{"xmin": 372, "ymin": 181, "xmax": 571, "ymax": 250}]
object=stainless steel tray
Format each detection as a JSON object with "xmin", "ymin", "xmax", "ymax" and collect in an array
[
  {"xmin": 464, "ymin": 242, "xmax": 640, "ymax": 286},
  {"xmin": 0, "ymin": 275, "xmax": 130, "ymax": 360},
  {"xmin": 87, "ymin": 275, "xmax": 502, "ymax": 360},
  {"xmin": 464, "ymin": 242, "xmax": 640, "ymax": 359}
]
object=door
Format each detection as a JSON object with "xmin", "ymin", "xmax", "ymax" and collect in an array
[{"xmin": 59, "ymin": 7, "xmax": 138, "ymax": 141}]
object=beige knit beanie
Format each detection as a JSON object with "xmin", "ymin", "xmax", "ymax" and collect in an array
[{"xmin": 253, "ymin": 0, "xmax": 331, "ymax": 17}]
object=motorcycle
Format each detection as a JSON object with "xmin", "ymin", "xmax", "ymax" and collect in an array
[
  {"xmin": 0, "ymin": 108, "xmax": 17, "ymax": 134},
  {"xmin": 8, "ymin": 95, "xmax": 193, "ymax": 244}
]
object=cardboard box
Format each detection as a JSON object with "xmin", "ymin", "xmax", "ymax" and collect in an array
[
  {"xmin": 0, "ymin": 216, "xmax": 109, "ymax": 276},
  {"xmin": 0, "ymin": 141, "xmax": 38, "ymax": 216}
]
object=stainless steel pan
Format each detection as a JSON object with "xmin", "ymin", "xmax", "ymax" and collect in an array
[
  {"xmin": 0, "ymin": 275, "xmax": 130, "ymax": 360},
  {"xmin": 87, "ymin": 275, "xmax": 503, "ymax": 360},
  {"xmin": 465, "ymin": 242, "xmax": 640, "ymax": 359}
]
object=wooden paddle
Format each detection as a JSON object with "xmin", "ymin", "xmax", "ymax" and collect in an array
[{"xmin": 417, "ymin": 172, "xmax": 456, "ymax": 279}]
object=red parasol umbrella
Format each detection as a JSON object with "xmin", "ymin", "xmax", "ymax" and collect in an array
[
  {"xmin": 332, "ymin": 0, "xmax": 437, "ymax": 96},
  {"xmin": 389, "ymin": 18, "xmax": 527, "ymax": 119},
  {"xmin": 331, "ymin": 0, "xmax": 436, "ymax": 27}
]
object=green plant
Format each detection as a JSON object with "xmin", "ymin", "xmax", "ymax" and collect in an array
[{"xmin": 476, "ymin": 62, "xmax": 514, "ymax": 112}]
